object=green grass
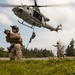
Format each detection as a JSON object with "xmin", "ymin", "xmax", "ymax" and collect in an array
[{"xmin": 0, "ymin": 58, "xmax": 75, "ymax": 75}]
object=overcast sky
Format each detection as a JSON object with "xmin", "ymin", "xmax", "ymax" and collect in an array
[{"xmin": 0, "ymin": 0, "xmax": 75, "ymax": 55}]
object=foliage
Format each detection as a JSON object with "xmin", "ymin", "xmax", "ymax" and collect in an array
[
  {"xmin": 22, "ymin": 48, "xmax": 54, "ymax": 58},
  {"xmin": 0, "ymin": 58, "xmax": 75, "ymax": 75},
  {"xmin": 65, "ymin": 39, "xmax": 75, "ymax": 56},
  {"xmin": 0, "ymin": 47, "xmax": 54, "ymax": 57},
  {"xmin": 0, "ymin": 47, "xmax": 9, "ymax": 57}
]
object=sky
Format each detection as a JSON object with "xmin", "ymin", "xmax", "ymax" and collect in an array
[{"xmin": 0, "ymin": 0, "xmax": 75, "ymax": 55}]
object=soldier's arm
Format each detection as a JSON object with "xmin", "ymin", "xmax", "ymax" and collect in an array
[
  {"xmin": 53, "ymin": 45, "xmax": 57, "ymax": 47},
  {"xmin": 9, "ymin": 33, "xmax": 21, "ymax": 39}
]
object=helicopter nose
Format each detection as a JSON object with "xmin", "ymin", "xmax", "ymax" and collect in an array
[
  {"xmin": 17, "ymin": 9, "xmax": 23, "ymax": 13},
  {"xmin": 12, "ymin": 8, "xmax": 23, "ymax": 15},
  {"xmin": 12, "ymin": 8, "xmax": 18, "ymax": 14}
]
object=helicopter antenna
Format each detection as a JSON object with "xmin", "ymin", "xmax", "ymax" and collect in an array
[
  {"xmin": 20, "ymin": 0, "xmax": 23, "ymax": 5},
  {"xmin": 20, "ymin": 0, "xmax": 26, "ymax": 9}
]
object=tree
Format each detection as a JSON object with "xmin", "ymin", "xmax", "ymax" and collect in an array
[
  {"xmin": 22, "ymin": 47, "xmax": 54, "ymax": 58},
  {"xmin": 0, "ymin": 47, "xmax": 9, "ymax": 57},
  {"xmin": 65, "ymin": 39, "xmax": 75, "ymax": 56},
  {"xmin": 0, "ymin": 47, "xmax": 4, "ymax": 57}
]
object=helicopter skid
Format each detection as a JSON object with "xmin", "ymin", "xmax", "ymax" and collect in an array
[{"xmin": 18, "ymin": 20, "xmax": 34, "ymax": 29}]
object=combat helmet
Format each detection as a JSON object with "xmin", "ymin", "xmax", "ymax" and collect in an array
[
  {"xmin": 10, "ymin": 25, "xmax": 19, "ymax": 32},
  {"xmin": 57, "ymin": 42, "xmax": 59, "ymax": 44}
]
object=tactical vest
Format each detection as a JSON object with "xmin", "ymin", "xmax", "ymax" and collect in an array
[{"xmin": 6, "ymin": 35, "xmax": 22, "ymax": 45}]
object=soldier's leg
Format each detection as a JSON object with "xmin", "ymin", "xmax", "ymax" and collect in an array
[
  {"xmin": 60, "ymin": 51, "xmax": 62, "ymax": 57},
  {"xmin": 59, "ymin": 50, "xmax": 61, "ymax": 57},
  {"xmin": 61, "ymin": 51, "xmax": 64, "ymax": 57},
  {"xmin": 10, "ymin": 46, "xmax": 17, "ymax": 61},
  {"xmin": 57, "ymin": 50, "xmax": 61, "ymax": 57},
  {"xmin": 9, "ymin": 52, "xmax": 15, "ymax": 61},
  {"xmin": 60, "ymin": 50, "xmax": 63, "ymax": 57},
  {"xmin": 14, "ymin": 44, "xmax": 22, "ymax": 60},
  {"xmin": 57, "ymin": 51, "xmax": 59, "ymax": 57},
  {"xmin": 7, "ymin": 46, "xmax": 15, "ymax": 61}
]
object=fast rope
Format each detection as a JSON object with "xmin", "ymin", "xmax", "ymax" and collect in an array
[{"xmin": 26, "ymin": 27, "xmax": 36, "ymax": 49}]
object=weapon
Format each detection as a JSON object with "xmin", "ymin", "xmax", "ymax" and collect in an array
[{"xmin": 4, "ymin": 29, "xmax": 10, "ymax": 35}]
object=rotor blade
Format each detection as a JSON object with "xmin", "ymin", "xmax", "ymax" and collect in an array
[
  {"xmin": 0, "ymin": 4, "xmax": 35, "ymax": 8},
  {"xmin": 28, "ymin": 5, "xmax": 35, "ymax": 7},
  {"xmin": 0, "ymin": 2, "xmax": 75, "ymax": 8},
  {"xmin": 30, "ymin": 2, "xmax": 75, "ymax": 7},
  {"xmin": 0, "ymin": 4, "xmax": 22, "ymax": 7}
]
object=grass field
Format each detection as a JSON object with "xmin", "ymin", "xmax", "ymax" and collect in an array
[{"xmin": 0, "ymin": 58, "xmax": 75, "ymax": 75}]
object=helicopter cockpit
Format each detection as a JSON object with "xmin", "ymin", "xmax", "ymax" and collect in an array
[{"xmin": 33, "ymin": 10, "xmax": 42, "ymax": 22}]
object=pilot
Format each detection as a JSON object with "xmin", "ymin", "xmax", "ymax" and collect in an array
[{"xmin": 5, "ymin": 25, "xmax": 23, "ymax": 61}]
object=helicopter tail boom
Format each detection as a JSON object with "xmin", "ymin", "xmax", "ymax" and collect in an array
[{"xmin": 44, "ymin": 24, "xmax": 62, "ymax": 32}]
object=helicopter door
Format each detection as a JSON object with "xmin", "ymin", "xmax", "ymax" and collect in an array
[{"xmin": 33, "ymin": 11, "xmax": 42, "ymax": 22}]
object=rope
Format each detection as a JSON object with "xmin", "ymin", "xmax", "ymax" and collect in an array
[
  {"xmin": 26, "ymin": 42, "xmax": 30, "ymax": 49},
  {"xmin": 26, "ymin": 28, "xmax": 36, "ymax": 49}
]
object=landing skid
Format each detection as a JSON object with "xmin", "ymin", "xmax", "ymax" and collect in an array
[{"xmin": 18, "ymin": 20, "xmax": 34, "ymax": 29}]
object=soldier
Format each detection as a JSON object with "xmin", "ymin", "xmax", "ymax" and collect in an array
[
  {"xmin": 29, "ymin": 32, "xmax": 36, "ymax": 43},
  {"xmin": 53, "ymin": 42, "xmax": 62, "ymax": 57},
  {"xmin": 4, "ymin": 25, "xmax": 23, "ymax": 61},
  {"xmin": 26, "ymin": 31, "xmax": 36, "ymax": 49}
]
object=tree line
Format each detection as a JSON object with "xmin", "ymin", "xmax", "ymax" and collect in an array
[
  {"xmin": 0, "ymin": 47, "xmax": 54, "ymax": 57},
  {"xmin": 65, "ymin": 39, "xmax": 75, "ymax": 56},
  {"xmin": 22, "ymin": 48, "xmax": 54, "ymax": 58},
  {"xmin": 0, "ymin": 47, "xmax": 9, "ymax": 57}
]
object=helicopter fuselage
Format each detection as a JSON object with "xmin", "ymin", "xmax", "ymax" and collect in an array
[
  {"xmin": 12, "ymin": 5, "xmax": 62, "ymax": 31},
  {"xmin": 12, "ymin": 6, "xmax": 49, "ymax": 28},
  {"xmin": 0, "ymin": 0, "xmax": 62, "ymax": 31}
]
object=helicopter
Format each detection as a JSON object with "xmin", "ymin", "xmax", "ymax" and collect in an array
[{"xmin": 0, "ymin": 0, "xmax": 64, "ymax": 31}]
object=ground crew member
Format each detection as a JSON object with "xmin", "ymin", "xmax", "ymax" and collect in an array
[
  {"xmin": 4, "ymin": 25, "xmax": 23, "ymax": 61},
  {"xmin": 53, "ymin": 42, "xmax": 62, "ymax": 57}
]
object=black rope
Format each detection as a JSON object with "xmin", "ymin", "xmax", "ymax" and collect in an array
[
  {"xmin": 26, "ymin": 42, "xmax": 30, "ymax": 49},
  {"xmin": 26, "ymin": 28, "xmax": 36, "ymax": 49}
]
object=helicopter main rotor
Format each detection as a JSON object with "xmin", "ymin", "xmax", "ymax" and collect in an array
[
  {"xmin": 0, "ymin": 0, "xmax": 75, "ymax": 32},
  {"xmin": 0, "ymin": 1, "xmax": 74, "ymax": 8}
]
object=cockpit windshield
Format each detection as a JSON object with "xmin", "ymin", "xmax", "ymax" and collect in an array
[{"xmin": 33, "ymin": 11, "xmax": 42, "ymax": 22}]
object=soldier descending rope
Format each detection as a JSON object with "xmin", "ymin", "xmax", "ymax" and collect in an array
[
  {"xmin": 29, "ymin": 32, "xmax": 36, "ymax": 43},
  {"xmin": 26, "ymin": 31, "xmax": 36, "ymax": 49},
  {"xmin": 4, "ymin": 25, "xmax": 23, "ymax": 61}
]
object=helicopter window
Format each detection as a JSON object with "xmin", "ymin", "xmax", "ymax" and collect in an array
[
  {"xmin": 33, "ymin": 11, "xmax": 42, "ymax": 21},
  {"xmin": 30, "ymin": 13, "xmax": 31, "ymax": 15},
  {"xmin": 27, "ymin": 7, "xmax": 29, "ymax": 10},
  {"xmin": 18, "ymin": 9, "xmax": 23, "ymax": 13}
]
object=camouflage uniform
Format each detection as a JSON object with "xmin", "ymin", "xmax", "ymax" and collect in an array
[
  {"xmin": 53, "ymin": 42, "xmax": 62, "ymax": 57},
  {"xmin": 9, "ymin": 44, "xmax": 22, "ymax": 60},
  {"xmin": 5, "ymin": 26, "xmax": 23, "ymax": 61},
  {"xmin": 29, "ymin": 32, "xmax": 36, "ymax": 43}
]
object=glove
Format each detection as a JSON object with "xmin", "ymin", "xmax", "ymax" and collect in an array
[{"xmin": 4, "ymin": 29, "xmax": 10, "ymax": 35}]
